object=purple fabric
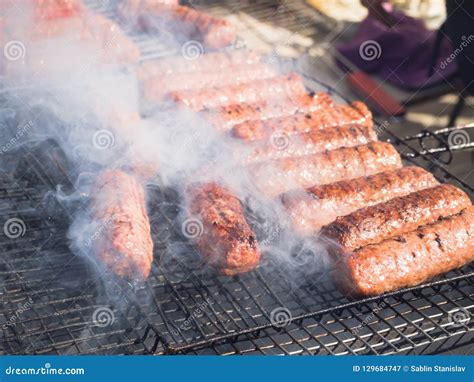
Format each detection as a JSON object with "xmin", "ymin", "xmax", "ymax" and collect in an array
[{"xmin": 336, "ymin": 7, "xmax": 457, "ymax": 89}]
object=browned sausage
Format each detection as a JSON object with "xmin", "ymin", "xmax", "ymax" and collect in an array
[
  {"xmin": 202, "ymin": 92, "xmax": 334, "ymax": 130},
  {"xmin": 141, "ymin": 63, "xmax": 277, "ymax": 103},
  {"xmin": 243, "ymin": 124, "xmax": 378, "ymax": 163},
  {"xmin": 322, "ymin": 184, "xmax": 472, "ymax": 252},
  {"xmin": 85, "ymin": 14, "xmax": 141, "ymax": 65},
  {"xmin": 89, "ymin": 170, "xmax": 153, "ymax": 280},
  {"xmin": 137, "ymin": 50, "xmax": 262, "ymax": 78},
  {"xmin": 282, "ymin": 166, "xmax": 439, "ymax": 236},
  {"xmin": 252, "ymin": 142, "xmax": 403, "ymax": 198},
  {"xmin": 7, "ymin": 13, "xmax": 140, "ymax": 69},
  {"xmin": 186, "ymin": 183, "xmax": 261, "ymax": 275},
  {"xmin": 33, "ymin": 0, "xmax": 85, "ymax": 20},
  {"xmin": 119, "ymin": 1, "xmax": 233, "ymax": 47},
  {"xmin": 334, "ymin": 206, "xmax": 474, "ymax": 296},
  {"xmin": 125, "ymin": 3, "xmax": 236, "ymax": 48},
  {"xmin": 171, "ymin": 73, "xmax": 307, "ymax": 111},
  {"xmin": 231, "ymin": 101, "xmax": 372, "ymax": 141}
]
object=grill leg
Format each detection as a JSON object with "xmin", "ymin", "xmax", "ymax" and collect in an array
[{"xmin": 447, "ymin": 92, "xmax": 466, "ymax": 127}]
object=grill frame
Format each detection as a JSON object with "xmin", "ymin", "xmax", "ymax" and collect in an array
[{"xmin": 0, "ymin": 0, "xmax": 473, "ymax": 356}]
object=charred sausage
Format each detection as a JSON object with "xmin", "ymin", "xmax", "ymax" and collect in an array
[
  {"xmin": 244, "ymin": 124, "xmax": 378, "ymax": 163},
  {"xmin": 142, "ymin": 63, "xmax": 277, "ymax": 103},
  {"xmin": 123, "ymin": 2, "xmax": 236, "ymax": 48},
  {"xmin": 322, "ymin": 184, "xmax": 472, "ymax": 252},
  {"xmin": 231, "ymin": 101, "xmax": 372, "ymax": 141},
  {"xmin": 252, "ymin": 142, "xmax": 403, "ymax": 198},
  {"xmin": 89, "ymin": 170, "xmax": 153, "ymax": 280},
  {"xmin": 186, "ymin": 183, "xmax": 261, "ymax": 275},
  {"xmin": 335, "ymin": 206, "xmax": 474, "ymax": 296},
  {"xmin": 155, "ymin": 5, "xmax": 236, "ymax": 49},
  {"xmin": 202, "ymin": 92, "xmax": 334, "ymax": 130},
  {"xmin": 282, "ymin": 166, "xmax": 439, "ymax": 236},
  {"xmin": 171, "ymin": 73, "xmax": 307, "ymax": 111},
  {"xmin": 137, "ymin": 50, "xmax": 262, "ymax": 77}
]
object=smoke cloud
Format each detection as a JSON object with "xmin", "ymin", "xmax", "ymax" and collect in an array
[{"xmin": 0, "ymin": 0, "xmax": 330, "ymax": 298}]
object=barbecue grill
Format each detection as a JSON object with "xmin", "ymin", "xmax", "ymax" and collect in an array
[{"xmin": 0, "ymin": 0, "xmax": 472, "ymax": 356}]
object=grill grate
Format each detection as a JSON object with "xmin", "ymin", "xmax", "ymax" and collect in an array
[{"xmin": 1, "ymin": 0, "xmax": 473, "ymax": 356}]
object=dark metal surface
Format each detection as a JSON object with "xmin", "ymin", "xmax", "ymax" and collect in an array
[
  {"xmin": 0, "ymin": 142, "xmax": 472, "ymax": 355},
  {"xmin": 1, "ymin": 75, "xmax": 472, "ymax": 356},
  {"xmin": 401, "ymin": 125, "xmax": 474, "ymax": 163}
]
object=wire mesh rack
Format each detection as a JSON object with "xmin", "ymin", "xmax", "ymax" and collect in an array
[
  {"xmin": 0, "ymin": 0, "xmax": 473, "ymax": 356},
  {"xmin": 0, "ymin": 140, "xmax": 472, "ymax": 355}
]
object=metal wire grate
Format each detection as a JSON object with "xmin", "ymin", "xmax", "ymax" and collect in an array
[
  {"xmin": 0, "ymin": 0, "xmax": 472, "ymax": 356},
  {"xmin": 0, "ymin": 180, "xmax": 471, "ymax": 355}
]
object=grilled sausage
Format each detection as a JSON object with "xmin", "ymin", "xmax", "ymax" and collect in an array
[
  {"xmin": 128, "ymin": 3, "xmax": 236, "ymax": 48},
  {"xmin": 162, "ymin": 6, "xmax": 236, "ymax": 49},
  {"xmin": 142, "ymin": 63, "xmax": 277, "ymax": 103},
  {"xmin": 25, "ymin": 13, "xmax": 140, "ymax": 65},
  {"xmin": 252, "ymin": 142, "xmax": 403, "ymax": 198},
  {"xmin": 137, "ymin": 50, "xmax": 262, "ymax": 78},
  {"xmin": 33, "ymin": 0, "xmax": 85, "ymax": 20},
  {"xmin": 186, "ymin": 183, "xmax": 261, "ymax": 275},
  {"xmin": 231, "ymin": 101, "xmax": 372, "ymax": 141},
  {"xmin": 84, "ymin": 14, "xmax": 141, "ymax": 65},
  {"xmin": 322, "ymin": 184, "xmax": 472, "ymax": 252},
  {"xmin": 171, "ymin": 73, "xmax": 307, "ymax": 112},
  {"xmin": 90, "ymin": 170, "xmax": 153, "ymax": 280},
  {"xmin": 0, "ymin": 0, "xmax": 83, "ymax": 21},
  {"xmin": 244, "ymin": 124, "xmax": 378, "ymax": 163},
  {"xmin": 203, "ymin": 92, "xmax": 334, "ymax": 130},
  {"xmin": 0, "ymin": 0, "xmax": 139, "ymax": 66},
  {"xmin": 335, "ymin": 206, "xmax": 474, "ymax": 296},
  {"xmin": 283, "ymin": 167, "xmax": 439, "ymax": 236}
]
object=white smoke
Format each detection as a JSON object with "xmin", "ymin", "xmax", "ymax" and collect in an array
[{"xmin": 0, "ymin": 0, "xmax": 330, "ymax": 293}]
